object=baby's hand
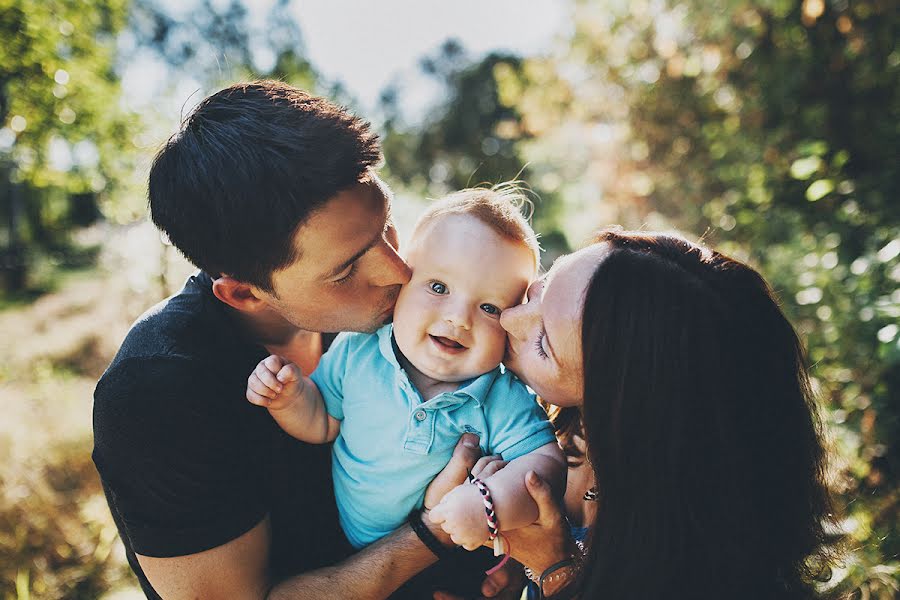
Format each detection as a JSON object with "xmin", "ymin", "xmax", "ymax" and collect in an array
[
  {"xmin": 246, "ymin": 355, "xmax": 305, "ymax": 412},
  {"xmin": 429, "ymin": 482, "xmax": 491, "ymax": 551}
]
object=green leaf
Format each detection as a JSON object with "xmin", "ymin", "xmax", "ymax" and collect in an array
[
  {"xmin": 806, "ymin": 179, "xmax": 835, "ymax": 201},
  {"xmin": 790, "ymin": 156, "xmax": 822, "ymax": 180}
]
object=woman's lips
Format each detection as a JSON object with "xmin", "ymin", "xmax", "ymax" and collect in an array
[{"xmin": 429, "ymin": 334, "xmax": 467, "ymax": 354}]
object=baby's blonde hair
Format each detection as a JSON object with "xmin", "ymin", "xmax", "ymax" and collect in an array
[{"xmin": 412, "ymin": 183, "xmax": 541, "ymax": 270}]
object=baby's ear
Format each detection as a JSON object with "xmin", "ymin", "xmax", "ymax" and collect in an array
[{"xmin": 211, "ymin": 276, "xmax": 268, "ymax": 312}]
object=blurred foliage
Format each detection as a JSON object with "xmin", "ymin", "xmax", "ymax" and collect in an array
[
  {"xmin": 0, "ymin": 0, "xmax": 324, "ymax": 295},
  {"xmin": 127, "ymin": 0, "xmax": 318, "ymax": 91},
  {"xmin": 380, "ymin": 41, "xmax": 570, "ymax": 257},
  {"xmin": 0, "ymin": 438, "xmax": 133, "ymax": 599},
  {"xmin": 0, "ymin": 0, "xmax": 135, "ymax": 293}
]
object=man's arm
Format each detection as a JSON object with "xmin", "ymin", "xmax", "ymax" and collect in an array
[
  {"xmin": 268, "ymin": 512, "xmax": 444, "ymax": 600},
  {"xmin": 136, "ymin": 512, "xmax": 443, "ymax": 600},
  {"xmin": 135, "ymin": 434, "xmax": 483, "ymax": 600}
]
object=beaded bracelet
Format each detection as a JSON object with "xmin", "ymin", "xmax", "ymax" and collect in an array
[
  {"xmin": 466, "ymin": 472, "xmax": 499, "ymax": 540},
  {"xmin": 467, "ymin": 472, "xmax": 510, "ymax": 575}
]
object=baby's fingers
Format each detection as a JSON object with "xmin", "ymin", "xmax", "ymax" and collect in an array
[
  {"xmin": 255, "ymin": 358, "xmax": 285, "ymax": 393},
  {"xmin": 276, "ymin": 362, "xmax": 302, "ymax": 385},
  {"xmin": 471, "ymin": 455, "xmax": 503, "ymax": 479},
  {"xmin": 246, "ymin": 386, "xmax": 273, "ymax": 407},
  {"xmin": 428, "ymin": 504, "xmax": 447, "ymax": 525},
  {"xmin": 247, "ymin": 372, "xmax": 278, "ymax": 401},
  {"xmin": 477, "ymin": 460, "xmax": 508, "ymax": 480}
]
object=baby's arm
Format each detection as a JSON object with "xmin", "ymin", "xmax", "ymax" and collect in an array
[
  {"xmin": 429, "ymin": 441, "xmax": 566, "ymax": 550},
  {"xmin": 246, "ymin": 354, "xmax": 341, "ymax": 443}
]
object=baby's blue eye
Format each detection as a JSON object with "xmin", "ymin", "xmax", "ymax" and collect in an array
[
  {"xmin": 430, "ymin": 281, "xmax": 448, "ymax": 294},
  {"xmin": 480, "ymin": 303, "xmax": 500, "ymax": 316}
]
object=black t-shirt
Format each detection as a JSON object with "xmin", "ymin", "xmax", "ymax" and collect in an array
[{"xmin": 92, "ymin": 272, "xmax": 352, "ymax": 599}]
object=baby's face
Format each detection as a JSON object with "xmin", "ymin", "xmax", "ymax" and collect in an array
[{"xmin": 393, "ymin": 214, "xmax": 536, "ymax": 383}]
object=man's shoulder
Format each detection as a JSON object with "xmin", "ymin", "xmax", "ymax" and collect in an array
[
  {"xmin": 113, "ymin": 274, "xmax": 219, "ymax": 361},
  {"xmin": 94, "ymin": 273, "xmax": 251, "ymax": 411}
]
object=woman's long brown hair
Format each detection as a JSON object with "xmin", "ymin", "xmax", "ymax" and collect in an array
[{"xmin": 576, "ymin": 229, "xmax": 834, "ymax": 599}]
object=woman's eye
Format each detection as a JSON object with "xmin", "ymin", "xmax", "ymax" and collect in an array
[
  {"xmin": 429, "ymin": 281, "xmax": 448, "ymax": 294},
  {"xmin": 534, "ymin": 329, "xmax": 550, "ymax": 359},
  {"xmin": 480, "ymin": 303, "xmax": 500, "ymax": 316}
]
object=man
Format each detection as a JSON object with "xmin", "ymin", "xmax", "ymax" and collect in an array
[{"xmin": 92, "ymin": 81, "xmax": 493, "ymax": 599}]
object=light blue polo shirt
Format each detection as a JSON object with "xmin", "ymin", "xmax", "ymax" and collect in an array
[{"xmin": 310, "ymin": 324, "xmax": 557, "ymax": 549}]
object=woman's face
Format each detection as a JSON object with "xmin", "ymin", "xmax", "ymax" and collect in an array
[{"xmin": 500, "ymin": 244, "xmax": 607, "ymax": 407}]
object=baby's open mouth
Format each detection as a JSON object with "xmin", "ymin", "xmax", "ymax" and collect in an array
[{"xmin": 429, "ymin": 334, "xmax": 467, "ymax": 351}]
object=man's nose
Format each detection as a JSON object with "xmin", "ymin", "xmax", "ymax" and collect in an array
[{"xmin": 370, "ymin": 239, "xmax": 411, "ymax": 287}]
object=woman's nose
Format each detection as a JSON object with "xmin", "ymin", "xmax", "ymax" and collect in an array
[{"xmin": 500, "ymin": 301, "xmax": 535, "ymax": 341}]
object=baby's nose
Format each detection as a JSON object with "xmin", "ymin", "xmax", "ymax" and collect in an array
[{"xmin": 444, "ymin": 303, "xmax": 472, "ymax": 330}]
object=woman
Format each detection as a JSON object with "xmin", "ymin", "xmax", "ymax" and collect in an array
[{"xmin": 493, "ymin": 229, "xmax": 834, "ymax": 599}]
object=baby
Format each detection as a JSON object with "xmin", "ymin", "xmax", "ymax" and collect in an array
[{"xmin": 246, "ymin": 188, "xmax": 566, "ymax": 553}]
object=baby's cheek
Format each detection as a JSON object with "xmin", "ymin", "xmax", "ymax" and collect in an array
[{"xmin": 476, "ymin": 326, "xmax": 508, "ymax": 371}]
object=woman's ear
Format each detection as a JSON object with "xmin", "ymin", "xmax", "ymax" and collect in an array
[{"xmin": 211, "ymin": 276, "xmax": 269, "ymax": 312}]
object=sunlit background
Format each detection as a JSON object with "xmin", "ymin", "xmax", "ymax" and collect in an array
[{"xmin": 1, "ymin": 0, "xmax": 897, "ymax": 598}]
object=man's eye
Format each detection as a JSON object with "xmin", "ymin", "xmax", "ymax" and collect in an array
[
  {"xmin": 480, "ymin": 303, "xmax": 500, "ymax": 316},
  {"xmin": 429, "ymin": 281, "xmax": 448, "ymax": 294},
  {"xmin": 333, "ymin": 263, "xmax": 357, "ymax": 285}
]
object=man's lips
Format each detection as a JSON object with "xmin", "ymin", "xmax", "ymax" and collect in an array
[{"xmin": 429, "ymin": 334, "xmax": 467, "ymax": 354}]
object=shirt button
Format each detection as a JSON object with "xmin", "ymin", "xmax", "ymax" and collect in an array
[{"xmin": 414, "ymin": 410, "xmax": 427, "ymax": 422}]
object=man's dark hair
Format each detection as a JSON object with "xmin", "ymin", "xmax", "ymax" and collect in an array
[{"xmin": 149, "ymin": 80, "xmax": 382, "ymax": 291}]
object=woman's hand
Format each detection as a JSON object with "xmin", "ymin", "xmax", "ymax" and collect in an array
[{"xmin": 501, "ymin": 470, "xmax": 575, "ymax": 575}]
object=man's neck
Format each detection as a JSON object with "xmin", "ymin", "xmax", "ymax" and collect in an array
[
  {"xmin": 231, "ymin": 307, "xmax": 324, "ymax": 374},
  {"xmin": 265, "ymin": 330, "xmax": 323, "ymax": 375}
]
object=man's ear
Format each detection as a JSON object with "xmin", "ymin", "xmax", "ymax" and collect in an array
[{"xmin": 211, "ymin": 276, "xmax": 269, "ymax": 312}]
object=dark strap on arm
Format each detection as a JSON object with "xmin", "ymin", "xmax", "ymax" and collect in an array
[{"xmin": 407, "ymin": 509, "xmax": 453, "ymax": 560}]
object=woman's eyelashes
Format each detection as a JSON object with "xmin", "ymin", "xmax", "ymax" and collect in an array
[{"xmin": 534, "ymin": 328, "xmax": 550, "ymax": 359}]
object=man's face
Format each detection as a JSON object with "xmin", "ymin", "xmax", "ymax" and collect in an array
[
  {"xmin": 259, "ymin": 177, "xmax": 412, "ymax": 333},
  {"xmin": 392, "ymin": 214, "xmax": 536, "ymax": 383}
]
